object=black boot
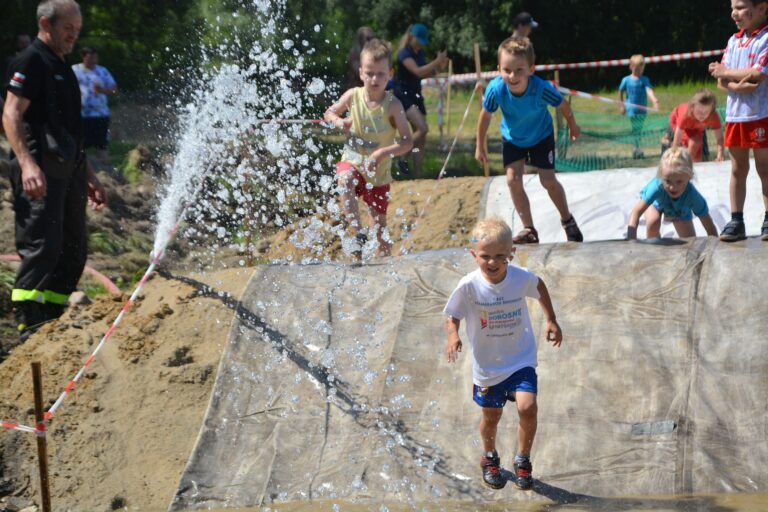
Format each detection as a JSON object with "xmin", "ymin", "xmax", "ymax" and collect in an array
[{"xmin": 15, "ymin": 301, "xmax": 44, "ymax": 342}]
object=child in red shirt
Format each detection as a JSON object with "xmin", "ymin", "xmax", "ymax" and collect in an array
[{"xmin": 667, "ymin": 89, "xmax": 724, "ymax": 162}]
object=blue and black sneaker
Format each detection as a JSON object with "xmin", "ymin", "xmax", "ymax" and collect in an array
[{"xmin": 719, "ymin": 219, "xmax": 746, "ymax": 242}]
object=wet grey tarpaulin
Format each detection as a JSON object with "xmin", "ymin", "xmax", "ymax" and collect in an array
[{"xmin": 170, "ymin": 239, "xmax": 768, "ymax": 510}]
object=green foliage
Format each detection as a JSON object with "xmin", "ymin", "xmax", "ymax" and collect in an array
[
  {"xmin": 0, "ymin": 266, "xmax": 15, "ymax": 291},
  {"xmin": 81, "ymin": 278, "xmax": 108, "ymax": 300},
  {"xmin": 0, "ymin": 1, "xmax": 737, "ymax": 100},
  {"xmin": 89, "ymin": 229, "xmax": 125, "ymax": 255}
]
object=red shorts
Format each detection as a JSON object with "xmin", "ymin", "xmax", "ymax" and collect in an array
[
  {"xmin": 335, "ymin": 162, "xmax": 391, "ymax": 215},
  {"xmin": 725, "ymin": 118, "xmax": 768, "ymax": 149}
]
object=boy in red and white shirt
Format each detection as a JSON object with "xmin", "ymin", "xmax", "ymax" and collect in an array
[{"xmin": 709, "ymin": 0, "xmax": 768, "ymax": 241}]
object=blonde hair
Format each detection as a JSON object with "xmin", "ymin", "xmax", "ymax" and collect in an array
[
  {"xmin": 658, "ymin": 147, "xmax": 694, "ymax": 180},
  {"xmin": 398, "ymin": 25, "xmax": 412, "ymax": 51},
  {"xmin": 471, "ymin": 217, "xmax": 513, "ymax": 246},
  {"xmin": 688, "ymin": 88, "xmax": 717, "ymax": 115},
  {"xmin": 629, "ymin": 54, "xmax": 645, "ymax": 70},
  {"xmin": 360, "ymin": 38, "xmax": 392, "ymax": 64},
  {"xmin": 498, "ymin": 36, "xmax": 535, "ymax": 66}
]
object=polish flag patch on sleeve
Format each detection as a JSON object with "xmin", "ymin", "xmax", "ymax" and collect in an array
[{"xmin": 9, "ymin": 72, "xmax": 26, "ymax": 88}]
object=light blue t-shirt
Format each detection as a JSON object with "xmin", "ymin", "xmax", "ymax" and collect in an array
[
  {"xmin": 619, "ymin": 75, "xmax": 651, "ymax": 117},
  {"xmin": 72, "ymin": 63, "xmax": 117, "ymax": 118},
  {"xmin": 640, "ymin": 177, "xmax": 708, "ymax": 222},
  {"xmin": 482, "ymin": 75, "xmax": 562, "ymax": 148}
]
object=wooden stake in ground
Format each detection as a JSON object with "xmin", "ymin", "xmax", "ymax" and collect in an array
[
  {"xmin": 446, "ymin": 59, "xmax": 452, "ymax": 138},
  {"xmin": 473, "ymin": 43, "xmax": 489, "ymax": 177},
  {"xmin": 32, "ymin": 362, "xmax": 52, "ymax": 512}
]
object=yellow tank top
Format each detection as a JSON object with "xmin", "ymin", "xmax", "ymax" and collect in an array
[{"xmin": 340, "ymin": 87, "xmax": 397, "ymax": 187}]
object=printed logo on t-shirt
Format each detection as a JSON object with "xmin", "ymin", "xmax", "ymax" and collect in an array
[
  {"xmin": 482, "ymin": 307, "xmax": 523, "ymax": 331},
  {"xmin": 9, "ymin": 72, "xmax": 25, "ymax": 88}
]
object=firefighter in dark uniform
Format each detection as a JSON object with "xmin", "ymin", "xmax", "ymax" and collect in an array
[{"xmin": 2, "ymin": 0, "xmax": 107, "ymax": 340}]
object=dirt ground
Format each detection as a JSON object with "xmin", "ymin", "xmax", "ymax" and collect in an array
[{"xmin": 0, "ymin": 168, "xmax": 487, "ymax": 510}]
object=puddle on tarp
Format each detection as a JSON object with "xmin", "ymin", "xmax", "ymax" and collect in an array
[{"xmin": 203, "ymin": 491, "xmax": 768, "ymax": 512}]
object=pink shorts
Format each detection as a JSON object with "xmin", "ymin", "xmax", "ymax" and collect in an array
[
  {"xmin": 725, "ymin": 118, "xmax": 768, "ymax": 149},
  {"xmin": 335, "ymin": 162, "xmax": 390, "ymax": 215}
]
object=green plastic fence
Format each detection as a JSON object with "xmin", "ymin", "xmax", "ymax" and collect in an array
[{"xmin": 554, "ymin": 106, "xmax": 726, "ymax": 172}]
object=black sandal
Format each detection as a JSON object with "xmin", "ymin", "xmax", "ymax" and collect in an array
[{"xmin": 512, "ymin": 226, "xmax": 539, "ymax": 244}]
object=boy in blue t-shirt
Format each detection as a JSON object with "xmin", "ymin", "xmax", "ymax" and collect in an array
[
  {"xmin": 618, "ymin": 54, "xmax": 660, "ymax": 159},
  {"xmin": 476, "ymin": 36, "xmax": 583, "ymax": 244}
]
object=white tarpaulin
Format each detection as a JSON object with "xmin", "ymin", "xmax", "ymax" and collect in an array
[{"xmin": 481, "ymin": 160, "xmax": 765, "ymax": 243}]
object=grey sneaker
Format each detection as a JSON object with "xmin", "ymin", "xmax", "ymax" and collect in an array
[
  {"xmin": 720, "ymin": 219, "xmax": 746, "ymax": 242},
  {"xmin": 761, "ymin": 218, "xmax": 768, "ymax": 241}
]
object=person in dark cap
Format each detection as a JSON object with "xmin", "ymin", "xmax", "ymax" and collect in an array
[
  {"xmin": 512, "ymin": 12, "xmax": 539, "ymax": 39},
  {"xmin": 392, "ymin": 23, "xmax": 448, "ymax": 178}
]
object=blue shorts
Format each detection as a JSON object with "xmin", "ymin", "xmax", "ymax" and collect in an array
[{"xmin": 473, "ymin": 366, "xmax": 537, "ymax": 408}]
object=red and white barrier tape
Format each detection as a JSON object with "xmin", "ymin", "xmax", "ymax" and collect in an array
[
  {"xmin": 423, "ymin": 48, "xmax": 725, "ymax": 86},
  {"xmin": 45, "ymin": 208, "xmax": 191, "ymax": 421},
  {"xmin": 553, "ymin": 83, "xmax": 659, "ymax": 112},
  {"xmin": 256, "ymin": 119, "xmax": 324, "ymax": 124},
  {"xmin": 1, "ymin": 175, "xmax": 203, "ymax": 435},
  {"xmin": 0, "ymin": 420, "xmax": 38, "ymax": 435}
]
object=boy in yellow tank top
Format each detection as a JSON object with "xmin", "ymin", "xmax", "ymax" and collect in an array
[{"xmin": 325, "ymin": 39, "xmax": 413, "ymax": 257}]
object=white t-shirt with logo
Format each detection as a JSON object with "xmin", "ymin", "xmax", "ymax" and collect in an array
[{"xmin": 444, "ymin": 266, "xmax": 540, "ymax": 387}]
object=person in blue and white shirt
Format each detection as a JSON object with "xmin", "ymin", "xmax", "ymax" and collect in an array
[{"xmin": 72, "ymin": 46, "xmax": 117, "ymax": 169}]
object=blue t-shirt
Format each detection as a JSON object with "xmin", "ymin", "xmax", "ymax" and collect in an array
[
  {"xmin": 619, "ymin": 75, "xmax": 651, "ymax": 117},
  {"xmin": 394, "ymin": 45, "xmax": 425, "ymax": 96},
  {"xmin": 640, "ymin": 177, "xmax": 708, "ymax": 221},
  {"xmin": 482, "ymin": 75, "xmax": 562, "ymax": 148}
]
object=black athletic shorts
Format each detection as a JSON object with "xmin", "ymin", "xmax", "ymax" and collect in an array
[
  {"xmin": 82, "ymin": 116, "xmax": 110, "ymax": 150},
  {"xmin": 394, "ymin": 88, "xmax": 426, "ymax": 116},
  {"xmin": 502, "ymin": 132, "xmax": 555, "ymax": 170}
]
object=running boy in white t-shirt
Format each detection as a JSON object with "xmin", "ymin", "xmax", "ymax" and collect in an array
[{"xmin": 443, "ymin": 217, "xmax": 562, "ymax": 491}]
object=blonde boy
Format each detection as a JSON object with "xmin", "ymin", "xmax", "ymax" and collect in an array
[
  {"xmin": 444, "ymin": 217, "xmax": 562, "ymax": 490},
  {"xmin": 618, "ymin": 54, "xmax": 660, "ymax": 159},
  {"xmin": 324, "ymin": 39, "xmax": 413, "ymax": 257},
  {"xmin": 476, "ymin": 37, "xmax": 583, "ymax": 244}
]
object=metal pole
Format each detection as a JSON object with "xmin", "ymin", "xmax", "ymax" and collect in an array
[{"xmin": 32, "ymin": 362, "xmax": 52, "ymax": 512}]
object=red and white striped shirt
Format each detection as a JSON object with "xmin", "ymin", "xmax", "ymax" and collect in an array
[{"xmin": 722, "ymin": 22, "xmax": 768, "ymax": 122}]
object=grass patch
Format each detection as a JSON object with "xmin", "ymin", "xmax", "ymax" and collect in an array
[
  {"xmin": 89, "ymin": 229, "xmax": 126, "ymax": 255},
  {"xmin": 81, "ymin": 277, "xmax": 108, "ymax": 300}
]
